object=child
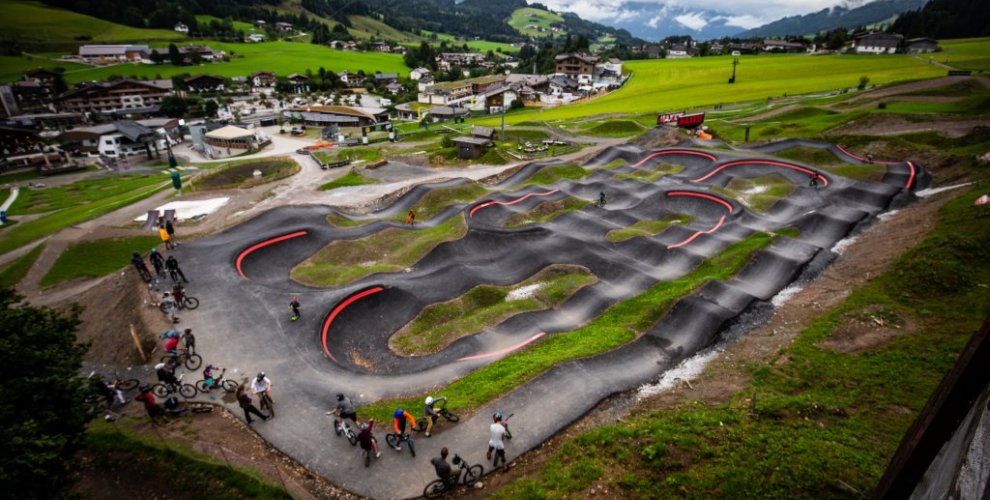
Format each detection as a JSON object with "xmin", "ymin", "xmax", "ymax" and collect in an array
[{"xmin": 289, "ymin": 295, "xmax": 301, "ymax": 321}]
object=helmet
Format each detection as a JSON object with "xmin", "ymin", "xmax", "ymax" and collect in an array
[
  {"xmin": 336, "ymin": 393, "xmax": 344, "ymax": 401},
  {"xmin": 493, "ymin": 411, "xmax": 503, "ymax": 422},
  {"xmin": 163, "ymin": 292, "xmax": 170, "ymax": 297},
  {"xmin": 393, "ymin": 408, "xmax": 404, "ymax": 419},
  {"xmin": 150, "ymin": 248, "xmax": 157, "ymax": 253},
  {"xmin": 425, "ymin": 396, "xmax": 434, "ymax": 405},
  {"xmin": 155, "ymin": 363, "xmax": 165, "ymax": 370},
  {"xmin": 184, "ymin": 328, "xmax": 192, "ymax": 334},
  {"xmin": 256, "ymin": 372, "xmax": 265, "ymax": 381}
]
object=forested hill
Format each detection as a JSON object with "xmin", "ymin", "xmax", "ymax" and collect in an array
[
  {"xmin": 891, "ymin": 0, "xmax": 990, "ymax": 38},
  {"xmin": 736, "ymin": 0, "xmax": 928, "ymax": 38}
]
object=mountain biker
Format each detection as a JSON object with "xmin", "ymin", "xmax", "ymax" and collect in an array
[
  {"xmin": 252, "ymin": 372, "xmax": 273, "ymax": 411},
  {"xmin": 424, "ymin": 396, "xmax": 447, "ymax": 437},
  {"xmin": 330, "ymin": 393, "xmax": 359, "ymax": 432},
  {"xmin": 160, "ymin": 291, "xmax": 179, "ymax": 324},
  {"xmin": 131, "ymin": 252, "xmax": 152, "ymax": 282},
  {"xmin": 149, "ymin": 248, "xmax": 165, "ymax": 280},
  {"xmin": 163, "ymin": 333, "xmax": 180, "ymax": 359},
  {"xmin": 202, "ymin": 364, "xmax": 222, "ymax": 389},
  {"xmin": 155, "ymin": 362, "xmax": 179, "ymax": 390},
  {"xmin": 181, "ymin": 328, "xmax": 195, "ymax": 354},
  {"xmin": 165, "ymin": 255, "xmax": 188, "ymax": 284},
  {"xmin": 236, "ymin": 384, "xmax": 268, "ymax": 424},
  {"xmin": 598, "ymin": 191, "xmax": 607, "ymax": 207},
  {"xmin": 357, "ymin": 418, "xmax": 381, "ymax": 459},
  {"xmin": 431, "ymin": 447, "xmax": 455, "ymax": 489},
  {"xmin": 289, "ymin": 295, "xmax": 301, "ymax": 321},
  {"xmin": 392, "ymin": 408, "xmax": 416, "ymax": 450},
  {"xmin": 89, "ymin": 374, "xmax": 115, "ymax": 407},
  {"xmin": 135, "ymin": 384, "xmax": 165, "ymax": 422},
  {"xmin": 487, "ymin": 411, "xmax": 507, "ymax": 469}
]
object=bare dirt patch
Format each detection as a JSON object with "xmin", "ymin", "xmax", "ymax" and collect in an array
[
  {"xmin": 819, "ymin": 306, "xmax": 917, "ymax": 353},
  {"xmin": 191, "ymin": 159, "xmax": 299, "ymax": 191}
]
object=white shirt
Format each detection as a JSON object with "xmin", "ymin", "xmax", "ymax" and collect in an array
[
  {"xmin": 489, "ymin": 422, "xmax": 506, "ymax": 450},
  {"xmin": 251, "ymin": 377, "xmax": 271, "ymax": 394}
]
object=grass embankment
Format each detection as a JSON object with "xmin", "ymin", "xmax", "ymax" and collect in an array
[
  {"xmin": 712, "ymin": 174, "xmax": 795, "ymax": 213},
  {"xmin": 189, "ymin": 158, "xmax": 297, "ymax": 191},
  {"xmin": 312, "ymin": 146, "xmax": 383, "ymax": 166},
  {"xmin": 0, "ymin": 244, "xmax": 44, "ymax": 288},
  {"xmin": 606, "ymin": 215, "xmax": 692, "ymax": 243},
  {"xmin": 490, "ymin": 181, "xmax": 990, "ymax": 498},
  {"xmin": 938, "ymin": 38, "xmax": 990, "ymax": 72},
  {"xmin": 505, "ymin": 197, "xmax": 589, "ymax": 227},
  {"xmin": 10, "ymin": 174, "xmax": 164, "ymax": 214},
  {"xmin": 0, "ymin": 0, "xmax": 184, "ymax": 47},
  {"xmin": 520, "ymin": 164, "xmax": 590, "ymax": 186},
  {"xmin": 391, "ymin": 265, "xmax": 596, "ymax": 355},
  {"xmin": 508, "ymin": 7, "xmax": 564, "ymax": 37},
  {"xmin": 292, "ymin": 217, "xmax": 468, "ymax": 286},
  {"xmin": 40, "ymin": 236, "xmax": 160, "ymax": 287},
  {"xmin": 397, "ymin": 183, "xmax": 489, "ymax": 222},
  {"xmin": 477, "ymin": 53, "xmax": 945, "ymax": 126},
  {"xmin": 361, "ymin": 232, "xmax": 777, "ymax": 422},
  {"xmin": 772, "ymin": 146, "xmax": 887, "ymax": 181},
  {"xmin": 319, "ymin": 170, "xmax": 378, "ymax": 191},
  {"xmin": 614, "ymin": 163, "xmax": 684, "ymax": 183},
  {"xmin": 0, "ymin": 175, "xmax": 170, "ymax": 256},
  {"xmin": 580, "ymin": 120, "xmax": 647, "ymax": 138},
  {"xmin": 80, "ymin": 422, "xmax": 291, "ymax": 499}
]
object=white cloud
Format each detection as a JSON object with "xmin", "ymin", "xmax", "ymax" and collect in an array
[
  {"xmin": 714, "ymin": 14, "xmax": 769, "ymax": 29},
  {"xmin": 674, "ymin": 12, "xmax": 708, "ymax": 31},
  {"xmin": 536, "ymin": 0, "xmax": 882, "ymax": 21}
]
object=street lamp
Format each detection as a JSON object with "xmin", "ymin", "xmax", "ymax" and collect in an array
[{"xmin": 729, "ymin": 51, "xmax": 740, "ymax": 84}]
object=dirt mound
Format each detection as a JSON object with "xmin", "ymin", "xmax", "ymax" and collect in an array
[
  {"xmin": 819, "ymin": 307, "xmax": 916, "ymax": 353},
  {"xmin": 636, "ymin": 127, "xmax": 683, "ymax": 149}
]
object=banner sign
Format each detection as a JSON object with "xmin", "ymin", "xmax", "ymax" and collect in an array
[
  {"xmin": 676, "ymin": 112, "xmax": 705, "ymax": 128},
  {"xmin": 657, "ymin": 112, "xmax": 683, "ymax": 125}
]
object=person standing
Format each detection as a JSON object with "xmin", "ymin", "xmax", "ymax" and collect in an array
[
  {"xmin": 149, "ymin": 248, "xmax": 165, "ymax": 281},
  {"xmin": 165, "ymin": 255, "xmax": 188, "ymax": 284},
  {"xmin": 406, "ymin": 209, "xmax": 416, "ymax": 225},
  {"xmin": 165, "ymin": 218, "xmax": 179, "ymax": 245},
  {"xmin": 159, "ymin": 225, "xmax": 174, "ymax": 250},
  {"xmin": 487, "ymin": 411, "xmax": 507, "ymax": 469},
  {"xmin": 289, "ymin": 295, "xmax": 301, "ymax": 321},
  {"xmin": 161, "ymin": 291, "xmax": 179, "ymax": 324},
  {"xmin": 431, "ymin": 447, "xmax": 455, "ymax": 488},
  {"xmin": 236, "ymin": 384, "xmax": 268, "ymax": 424},
  {"xmin": 131, "ymin": 252, "xmax": 152, "ymax": 282},
  {"xmin": 181, "ymin": 328, "xmax": 196, "ymax": 354},
  {"xmin": 135, "ymin": 385, "xmax": 165, "ymax": 423},
  {"xmin": 357, "ymin": 418, "xmax": 381, "ymax": 461}
]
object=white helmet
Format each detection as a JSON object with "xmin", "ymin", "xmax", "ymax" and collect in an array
[
  {"xmin": 155, "ymin": 363, "xmax": 165, "ymax": 370},
  {"xmin": 425, "ymin": 396, "xmax": 434, "ymax": 405}
]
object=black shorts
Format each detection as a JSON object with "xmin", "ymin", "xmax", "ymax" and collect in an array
[{"xmin": 340, "ymin": 410, "xmax": 357, "ymax": 422}]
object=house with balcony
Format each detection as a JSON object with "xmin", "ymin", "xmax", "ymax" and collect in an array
[{"xmin": 55, "ymin": 79, "xmax": 173, "ymax": 114}]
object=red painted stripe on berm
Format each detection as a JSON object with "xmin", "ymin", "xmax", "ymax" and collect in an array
[
  {"xmin": 235, "ymin": 230, "xmax": 309, "ymax": 279},
  {"xmin": 631, "ymin": 149, "xmax": 717, "ymax": 168},
  {"xmin": 321, "ymin": 286, "xmax": 385, "ymax": 362},
  {"xmin": 469, "ymin": 189, "xmax": 559, "ymax": 217}
]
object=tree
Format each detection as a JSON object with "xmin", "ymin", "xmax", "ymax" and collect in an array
[
  {"xmin": 858, "ymin": 76, "xmax": 870, "ymax": 90},
  {"xmin": 204, "ymin": 99, "xmax": 219, "ymax": 118},
  {"xmin": 168, "ymin": 43, "xmax": 183, "ymax": 66},
  {"xmin": 159, "ymin": 96, "xmax": 189, "ymax": 117},
  {"xmin": 0, "ymin": 287, "xmax": 89, "ymax": 498}
]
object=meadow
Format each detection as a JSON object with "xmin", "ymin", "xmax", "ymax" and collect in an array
[
  {"xmin": 508, "ymin": 7, "xmax": 563, "ymax": 37},
  {"xmin": 477, "ymin": 53, "xmax": 947, "ymax": 126},
  {"xmin": 0, "ymin": 0, "xmax": 185, "ymax": 46},
  {"xmin": 938, "ymin": 38, "xmax": 990, "ymax": 72}
]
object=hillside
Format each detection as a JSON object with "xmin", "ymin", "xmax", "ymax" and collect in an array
[
  {"xmin": 0, "ymin": 0, "xmax": 185, "ymax": 48},
  {"xmin": 892, "ymin": 0, "xmax": 990, "ymax": 39},
  {"xmin": 737, "ymin": 0, "xmax": 929, "ymax": 38},
  {"xmin": 509, "ymin": 7, "xmax": 564, "ymax": 38}
]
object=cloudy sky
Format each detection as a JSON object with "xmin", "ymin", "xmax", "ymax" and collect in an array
[{"xmin": 535, "ymin": 0, "xmax": 872, "ymax": 30}]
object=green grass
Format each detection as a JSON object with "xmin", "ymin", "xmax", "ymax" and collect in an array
[
  {"xmin": 0, "ymin": 0, "xmax": 185, "ymax": 48},
  {"xmin": 613, "ymin": 163, "xmax": 684, "ymax": 183},
  {"xmin": 508, "ymin": 7, "xmax": 563, "ymax": 37},
  {"xmin": 391, "ymin": 265, "xmax": 595, "ymax": 355},
  {"xmin": 712, "ymin": 174, "xmax": 796, "ymax": 213},
  {"xmin": 581, "ymin": 120, "xmax": 646, "ymax": 138},
  {"xmin": 291, "ymin": 216, "xmax": 468, "ymax": 286},
  {"xmin": 190, "ymin": 158, "xmax": 297, "ymax": 191},
  {"xmin": 491, "ymin": 180, "xmax": 990, "ymax": 499},
  {"xmin": 319, "ymin": 170, "xmax": 378, "ymax": 191},
  {"xmin": 348, "ymin": 14, "xmax": 422, "ymax": 43},
  {"xmin": 606, "ymin": 215, "xmax": 692, "ymax": 242},
  {"xmin": 0, "ymin": 54, "xmax": 88, "ymax": 84},
  {"xmin": 398, "ymin": 183, "xmax": 489, "ymax": 222},
  {"xmin": 939, "ymin": 38, "xmax": 990, "ymax": 72},
  {"xmin": 476, "ymin": 54, "xmax": 944, "ymax": 126},
  {"xmin": 40, "ymin": 235, "xmax": 160, "ymax": 287},
  {"xmin": 419, "ymin": 31, "xmax": 517, "ymax": 54},
  {"xmin": 194, "ymin": 15, "xmax": 259, "ymax": 34},
  {"xmin": 0, "ymin": 244, "xmax": 43, "ymax": 288},
  {"xmin": 10, "ymin": 173, "xmax": 166, "ymax": 214},
  {"xmin": 505, "ymin": 197, "xmax": 588, "ymax": 227},
  {"xmin": 83, "ymin": 421, "xmax": 291, "ymax": 499},
  {"xmin": 713, "ymin": 106, "xmax": 862, "ymax": 142},
  {"xmin": 772, "ymin": 146, "xmax": 887, "ymax": 181},
  {"xmin": 58, "ymin": 40, "xmax": 408, "ymax": 84},
  {"xmin": 878, "ymin": 94, "xmax": 990, "ymax": 116},
  {"xmin": 521, "ymin": 163, "xmax": 590, "ymax": 186},
  {"xmin": 312, "ymin": 146, "xmax": 383, "ymax": 165},
  {"xmin": 361, "ymin": 232, "xmax": 777, "ymax": 422}
]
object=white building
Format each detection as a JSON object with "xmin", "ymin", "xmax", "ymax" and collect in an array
[
  {"xmin": 853, "ymin": 33, "xmax": 904, "ymax": 54},
  {"xmin": 60, "ymin": 118, "xmax": 180, "ymax": 158},
  {"xmin": 77, "ymin": 44, "xmax": 150, "ymax": 63},
  {"xmin": 410, "ymin": 67, "xmax": 432, "ymax": 81},
  {"xmin": 174, "ymin": 23, "xmax": 189, "ymax": 33}
]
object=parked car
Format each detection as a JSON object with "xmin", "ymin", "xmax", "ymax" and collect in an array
[{"xmin": 291, "ymin": 128, "xmax": 305, "ymax": 136}]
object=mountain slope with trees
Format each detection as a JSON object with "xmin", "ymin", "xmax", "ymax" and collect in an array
[
  {"xmin": 891, "ymin": 0, "xmax": 990, "ymax": 38},
  {"xmin": 737, "ymin": 0, "xmax": 929, "ymax": 38}
]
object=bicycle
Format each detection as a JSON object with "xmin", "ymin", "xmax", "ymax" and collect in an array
[
  {"xmin": 152, "ymin": 373, "xmax": 198, "ymax": 399},
  {"xmin": 257, "ymin": 389, "xmax": 275, "ymax": 417},
  {"xmin": 107, "ymin": 369, "xmax": 139, "ymax": 392},
  {"xmin": 161, "ymin": 348, "xmax": 202, "ymax": 370},
  {"xmin": 423, "ymin": 454, "xmax": 484, "ymax": 498},
  {"xmin": 385, "ymin": 431, "xmax": 415, "ymax": 457},
  {"xmin": 415, "ymin": 399, "xmax": 461, "ymax": 432},
  {"xmin": 171, "ymin": 285, "xmax": 199, "ymax": 310},
  {"xmin": 195, "ymin": 368, "xmax": 238, "ymax": 394},
  {"xmin": 504, "ymin": 412, "xmax": 514, "ymax": 440},
  {"xmin": 327, "ymin": 410, "xmax": 359, "ymax": 446}
]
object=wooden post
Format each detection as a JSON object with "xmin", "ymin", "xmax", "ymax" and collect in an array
[{"xmin": 130, "ymin": 323, "xmax": 146, "ymax": 361}]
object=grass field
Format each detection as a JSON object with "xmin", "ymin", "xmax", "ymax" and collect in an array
[
  {"xmin": 938, "ymin": 38, "xmax": 990, "ymax": 72},
  {"xmin": 0, "ymin": 0, "xmax": 186, "ymax": 46},
  {"xmin": 194, "ymin": 15, "xmax": 259, "ymax": 34},
  {"xmin": 508, "ymin": 7, "xmax": 563, "ymax": 37},
  {"xmin": 0, "ymin": 54, "xmax": 89, "ymax": 83},
  {"xmin": 0, "ymin": 244, "xmax": 44, "ymax": 289},
  {"xmin": 40, "ymin": 235, "xmax": 160, "ymax": 287},
  {"xmin": 418, "ymin": 31, "xmax": 518, "ymax": 55},
  {"xmin": 347, "ymin": 15, "xmax": 422, "ymax": 43},
  {"xmin": 477, "ymin": 53, "xmax": 946, "ymax": 126},
  {"xmin": 319, "ymin": 170, "xmax": 378, "ymax": 191},
  {"xmin": 56, "ymin": 40, "xmax": 408, "ymax": 84}
]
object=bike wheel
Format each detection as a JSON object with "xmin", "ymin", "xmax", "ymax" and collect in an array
[
  {"xmin": 504, "ymin": 427, "xmax": 512, "ymax": 440},
  {"xmin": 407, "ymin": 437, "xmax": 415, "ymax": 457},
  {"xmin": 385, "ymin": 434, "xmax": 399, "ymax": 449},
  {"xmin": 347, "ymin": 431, "xmax": 358, "ymax": 447},
  {"xmin": 365, "ymin": 450, "xmax": 371, "ymax": 467},
  {"xmin": 463, "ymin": 464, "xmax": 484, "ymax": 487},
  {"xmin": 161, "ymin": 355, "xmax": 178, "ymax": 368},
  {"xmin": 195, "ymin": 380, "xmax": 209, "ymax": 393},
  {"xmin": 183, "ymin": 296, "xmax": 200, "ymax": 310},
  {"xmin": 184, "ymin": 353, "xmax": 203, "ymax": 370},
  {"xmin": 443, "ymin": 410, "xmax": 460, "ymax": 423},
  {"xmin": 117, "ymin": 379, "xmax": 139, "ymax": 391},
  {"xmin": 152, "ymin": 383, "xmax": 169, "ymax": 398},
  {"xmin": 179, "ymin": 384, "xmax": 198, "ymax": 399},
  {"xmin": 414, "ymin": 417, "xmax": 427, "ymax": 432},
  {"xmin": 423, "ymin": 480, "xmax": 445, "ymax": 499},
  {"xmin": 221, "ymin": 380, "xmax": 237, "ymax": 392}
]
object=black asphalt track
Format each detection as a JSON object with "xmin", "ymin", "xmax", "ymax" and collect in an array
[{"xmin": 174, "ymin": 138, "xmax": 926, "ymax": 498}]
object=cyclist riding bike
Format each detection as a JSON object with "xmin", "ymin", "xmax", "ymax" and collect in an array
[
  {"xmin": 423, "ymin": 396, "xmax": 447, "ymax": 437},
  {"xmin": 391, "ymin": 408, "xmax": 416, "ymax": 450},
  {"xmin": 330, "ymin": 393, "xmax": 359, "ymax": 432},
  {"xmin": 357, "ymin": 418, "xmax": 381, "ymax": 460},
  {"xmin": 598, "ymin": 191, "xmax": 607, "ymax": 207},
  {"xmin": 202, "ymin": 364, "xmax": 223, "ymax": 389},
  {"xmin": 252, "ymin": 372, "xmax": 273, "ymax": 408},
  {"xmin": 162, "ymin": 335, "xmax": 180, "ymax": 360},
  {"xmin": 431, "ymin": 447, "xmax": 455, "ymax": 489},
  {"xmin": 155, "ymin": 362, "xmax": 179, "ymax": 389}
]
